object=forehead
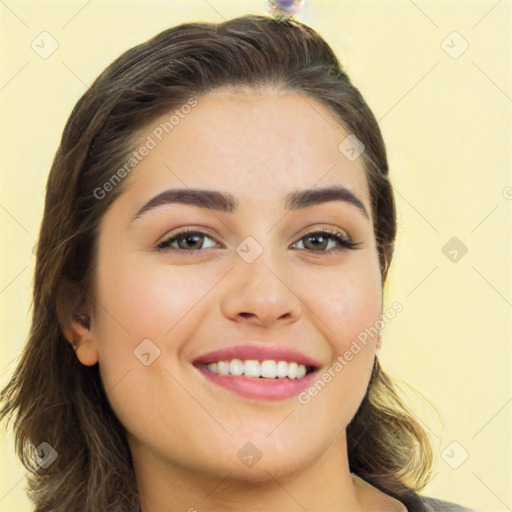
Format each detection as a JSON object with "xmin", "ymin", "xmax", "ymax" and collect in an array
[{"xmin": 121, "ymin": 91, "xmax": 371, "ymax": 214}]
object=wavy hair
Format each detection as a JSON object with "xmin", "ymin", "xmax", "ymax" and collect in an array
[{"xmin": 1, "ymin": 14, "xmax": 433, "ymax": 511}]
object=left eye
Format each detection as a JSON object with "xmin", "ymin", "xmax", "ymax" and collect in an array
[
  {"xmin": 291, "ymin": 231, "xmax": 360, "ymax": 253},
  {"xmin": 155, "ymin": 229, "xmax": 360, "ymax": 254}
]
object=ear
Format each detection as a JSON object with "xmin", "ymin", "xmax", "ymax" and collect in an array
[
  {"xmin": 61, "ymin": 312, "xmax": 99, "ymax": 367},
  {"xmin": 56, "ymin": 280, "xmax": 99, "ymax": 366}
]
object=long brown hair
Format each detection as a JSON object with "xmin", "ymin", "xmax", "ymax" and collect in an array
[{"xmin": 1, "ymin": 14, "xmax": 433, "ymax": 511}]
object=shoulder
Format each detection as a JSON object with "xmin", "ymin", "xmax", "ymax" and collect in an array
[{"xmin": 417, "ymin": 495, "xmax": 480, "ymax": 512}]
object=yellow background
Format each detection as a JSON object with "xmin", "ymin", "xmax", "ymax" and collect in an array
[{"xmin": 1, "ymin": 1, "xmax": 510, "ymax": 510}]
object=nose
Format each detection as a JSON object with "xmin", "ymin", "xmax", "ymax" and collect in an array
[{"xmin": 219, "ymin": 248, "xmax": 302, "ymax": 328}]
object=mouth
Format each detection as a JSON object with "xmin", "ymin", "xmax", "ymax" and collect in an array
[
  {"xmin": 191, "ymin": 344, "xmax": 321, "ymax": 401},
  {"xmin": 194, "ymin": 359, "xmax": 317, "ymax": 379}
]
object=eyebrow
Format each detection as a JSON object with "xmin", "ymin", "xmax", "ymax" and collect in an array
[{"xmin": 129, "ymin": 185, "xmax": 370, "ymax": 225}]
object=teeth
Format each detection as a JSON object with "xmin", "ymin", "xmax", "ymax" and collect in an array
[
  {"xmin": 229, "ymin": 359, "xmax": 244, "ymax": 376},
  {"xmin": 244, "ymin": 360, "xmax": 261, "ymax": 378},
  {"xmin": 261, "ymin": 360, "xmax": 276, "ymax": 378},
  {"xmin": 217, "ymin": 361, "xmax": 229, "ymax": 375},
  {"xmin": 203, "ymin": 359, "xmax": 309, "ymax": 379},
  {"xmin": 276, "ymin": 361, "xmax": 288, "ymax": 378}
]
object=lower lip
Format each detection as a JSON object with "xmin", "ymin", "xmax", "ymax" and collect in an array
[{"xmin": 194, "ymin": 365, "xmax": 318, "ymax": 401}]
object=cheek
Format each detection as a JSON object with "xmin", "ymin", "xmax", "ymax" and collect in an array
[
  {"xmin": 304, "ymin": 257, "xmax": 382, "ymax": 392},
  {"xmin": 92, "ymin": 254, "xmax": 218, "ymax": 387},
  {"xmin": 297, "ymin": 256, "xmax": 382, "ymax": 413},
  {"xmin": 95, "ymin": 250, "xmax": 207, "ymax": 339},
  {"xmin": 92, "ymin": 257, "xmax": 208, "ymax": 436},
  {"xmin": 306, "ymin": 256, "xmax": 383, "ymax": 347}
]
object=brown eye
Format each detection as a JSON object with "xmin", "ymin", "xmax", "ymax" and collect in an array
[
  {"xmin": 291, "ymin": 230, "xmax": 360, "ymax": 254},
  {"xmin": 302, "ymin": 233, "xmax": 330, "ymax": 251},
  {"xmin": 156, "ymin": 230, "xmax": 218, "ymax": 252}
]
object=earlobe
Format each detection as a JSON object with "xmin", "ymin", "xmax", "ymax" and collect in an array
[
  {"xmin": 74, "ymin": 340, "xmax": 99, "ymax": 366},
  {"xmin": 376, "ymin": 334, "xmax": 382, "ymax": 351}
]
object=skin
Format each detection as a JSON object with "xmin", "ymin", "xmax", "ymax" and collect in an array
[{"xmin": 64, "ymin": 90, "xmax": 405, "ymax": 511}]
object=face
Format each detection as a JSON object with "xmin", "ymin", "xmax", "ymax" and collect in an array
[{"xmin": 81, "ymin": 91, "xmax": 383, "ymax": 482}]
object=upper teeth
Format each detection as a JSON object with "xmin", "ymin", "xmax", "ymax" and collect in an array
[{"xmin": 203, "ymin": 359, "xmax": 309, "ymax": 379}]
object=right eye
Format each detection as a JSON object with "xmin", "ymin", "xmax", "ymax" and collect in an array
[{"xmin": 155, "ymin": 229, "xmax": 220, "ymax": 253}]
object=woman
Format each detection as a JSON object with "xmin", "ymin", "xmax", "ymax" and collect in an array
[{"xmin": 1, "ymin": 13, "xmax": 477, "ymax": 512}]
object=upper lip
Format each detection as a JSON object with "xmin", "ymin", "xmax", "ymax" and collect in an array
[{"xmin": 192, "ymin": 344, "xmax": 322, "ymax": 369}]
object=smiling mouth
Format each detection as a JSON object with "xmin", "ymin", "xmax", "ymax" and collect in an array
[
  {"xmin": 193, "ymin": 360, "xmax": 319, "ymax": 401},
  {"xmin": 194, "ymin": 359, "xmax": 317, "ymax": 380}
]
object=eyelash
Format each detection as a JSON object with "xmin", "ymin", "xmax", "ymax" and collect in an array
[{"xmin": 155, "ymin": 228, "xmax": 361, "ymax": 255}]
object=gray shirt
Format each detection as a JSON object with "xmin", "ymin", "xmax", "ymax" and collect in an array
[
  {"xmin": 419, "ymin": 496, "xmax": 479, "ymax": 512},
  {"xmin": 353, "ymin": 473, "xmax": 478, "ymax": 511}
]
